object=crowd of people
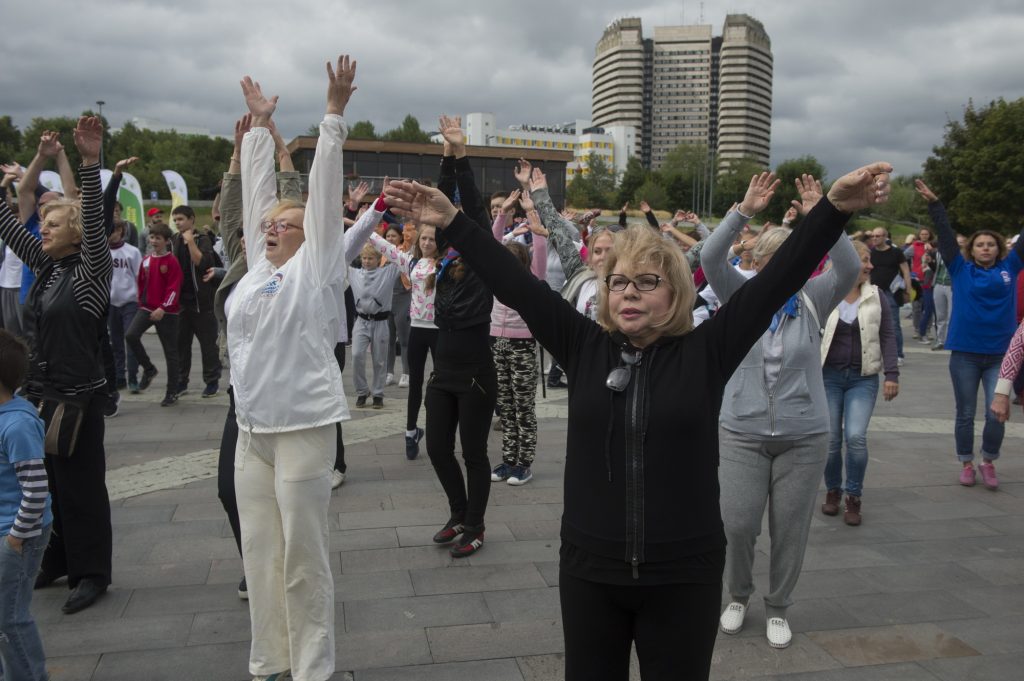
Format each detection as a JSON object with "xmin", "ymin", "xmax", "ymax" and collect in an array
[{"xmin": 0, "ymin": 53, "xmax": 1021, "ymax": 681}]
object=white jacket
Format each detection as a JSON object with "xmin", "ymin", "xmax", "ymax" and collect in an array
[{"xmin": 228, "ymin": 116, "xmax": 383, "ymax": 433}]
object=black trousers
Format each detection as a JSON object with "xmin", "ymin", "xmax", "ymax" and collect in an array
[
  {"xmin": 177, "ymin": 305, "xmax": 221, "ymax": 386},
  {"xmin": 424, "ymin": 367, "xmax": 496, "ymax": 530},
  {"xmin": 41, "ymin": 395, "xmax": 113, "ymax": 589},
  {"xmin": 560, "ymin": 570, "xmax": 721, "ymax": 681},
  {"xmin": 334, "ymin": 342, "xmax": 346, "ymax": 473},
  {"xmin": 405, "ymin": 327, "xmax": 438, "ymax": 431},
  {"xmin": 125, "ymin": 310, "xmax": 180, "ymax": 395},
  {"xmin": 218, "ymin": 386, "xmax": 242, "ymax": 557}
]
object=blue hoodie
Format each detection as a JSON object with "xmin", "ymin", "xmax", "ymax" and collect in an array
[{"xmin": 0, "ymin": 396, "xmax": 51, "ymax": 536}]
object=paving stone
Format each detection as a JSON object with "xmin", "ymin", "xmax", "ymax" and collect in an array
[
  {"xmin": 411, "ymin": 564, "xmax": 546, "ymax": 596},
  {"xmin": 354, "ymin": 659, "xmax": 525, "ymax": 681},
  {"xmin": 90, "ymin": 641, "xmax": 251, "ymax": 680},
  {"xmin": 110, "ymin": 504, "xmax": 176, "ymax": 524},
  {"xmin": 885, "ymin": 518, "xmax": 1002, "ymax": 541},
  {"xmin": 337, "ymin": 628, "xmax": 433, "ymax": 671},
  {"xmin": 465, "ymin": 539, "xmax": 559, "ymax": 566},
  {"xmin": 534, "ymin": 561, "xmax": 560, "ymax": 587},
  {"xmin": 488, "ymin": 486, "xmax": 564, "ymax": 506},
  {"xmin": 344, "ymin": 593, "xmax": 491, "ymax": 633},
  {"xmin": 145, "ymin": 534, "xmax": 241, "ymax": 564},
  {"xmin": 938, "ymin": 615, "xmax": 1024, "ymax": 655},
  {"xmin": 170, "ymin": 500, "xmax": 230, "ymax": 522},
  {"xmin": 426, "ymin": 620, "xmax": 564, "ymax": 663},
  {"xmin": 790, "ymin": 568, "xmax": 877, "ymax": 600},
  {"xmin": 111, "ymin": 560, "xmax": 212, "ymax": 589},
  {"xmin": 799, "ymin": 543, "xmax": 897, "ymax": 571},
  {"xmin": 921, "ymin": 651, "xmax": 1024, "ymax": 681},
  {"xmin": 759, "ymin": 661, "xmax": 942, "ymax": 680},
  {"xmin": 330, "ymin": 527, "xmax": 401, "ymax": 552},
  {"xmin": 482, "ymin": 504, "xmax": 559, "ymax": 523},
  {"xmin": 340, "ymin": 545, "xmax": 457, "ymax": 574},
  {"xmin": 835, "ymin": 590, "xmax": 987, "ymax": 627},
  {"xmin": 484, "ymin": 587, "xmax": 561, "ymax": 623},
  {"xmin": 40, "ymin": 613, "xmax": 193, "ymax": 657},
  {"xmin": 335, "ymin": 570, "xmax": 416, "ymax": 602},
  {"xmin": 807, "ymin": 622, "xmax": 979, "ymax": 666},
  {"xmin": 956, "ymin": 584, "xmax": 1024, "ymax": 616},
  {"xmin": 708, "ymin": 634, "xmax": 842, "ymax": 679},
  {"xmin": 33, "ymin": 586, "xmax": 132, "ymax": 625},
  {"xmin": 892, "ymin": 499, "xmax": 1005, "ymax": 521},
  {"xmin": 36, "ymin": 654, "xmax": 101, "ymax": 681},
  {"xmin": 957, "ymin": 557, "xmax": 1024, "ymax": 585},
  {"xmin": 188, "ymin": 609, "xmax": 251, "ymax": 645},
  {"xmin": 784, "ymin": 597, "xmax": 865, "ymax": 633},
  {"xmin": 395, "ymin": 523, "xmax": 515, "ymax": 547},
  {"xmin": 338, "ymin": 509, "xmax": 458, "ymax": 530},
  {"xmin": 122, "ymin": 583, "xmax": 250, "ymax": 617},
  {"xmin": 505, "ymin": 520, "xmax": 561, "ymax": 541},
  {"xmin": 849, "ymin": 561, "xmax": 985, "ymax": 593}
]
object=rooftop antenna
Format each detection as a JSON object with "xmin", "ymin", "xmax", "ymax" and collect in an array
[{"xmin": 700, "ymin": 2, "xmax": 705, "ymax": 23}]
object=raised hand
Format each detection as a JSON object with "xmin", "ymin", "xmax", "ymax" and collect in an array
[
  {"xmin": 514, "ymin": 159, "xmax": 532, "ymax": 190},
  {"xmin": 438, "ymin": 115, "xmax": 465, "ymax": 149},
  {"xmin": 500, "ymin": 189, "xmax": 521, "ymax": 215},
  {"xmin": 530, "ymin": 167, "xmax": 548, "ymax": 192},
  {"xmin": 519, "ymin": 191, "xmax": 535, "ymax": 213},
  {"xmin": 0, "ymin": 163, "xmax": 23, "ymax": 179},
  {"xmin": 783, "ymin": 206, "xmax": 798, "ymax": 223},
  {"xmin": 561, "ymin": 209, "xmax": 579, "ymax": 223},
  {"xmin": 525, "ymin": 210, "xmax": 548, "ymax": 236},
  {"xmin": 827, "ymin": 162, "xmax": 893, "ymax": 213},
  {"xmin": 239, "ymin": 76, "xmax": 278, "ymax": 125},
  {"xmin": 511, "ymin": 224, "xmax": 530, "ymax": 237},
  {"xmin": 621, "ymin": 202, "xmax": 630, "ymax": 213},
  {"xmin": 73, "ymin": 116, "xmax": 103, "ymax": 165},
  {"xmin": 326, "ymin": 54, "xmax": 357, "ymax": 116},
  {"xmin": 791, "ymin": 174, "xmax": 824, "ymax": 216},
  {"xmin": 914, "ymin": 179, "xmax": 938, "ymax": 203},
  {"xmin": 738, "ymin": 171, "xmax": 780, "ymax": 216},
  {"xmin": 234, "ymin": 113, "xmax": 253, "ymax": 149},
  {"xmin": 114, "ymin": 157, "xmax": 140, "ymax": 175},
  {"xmin": 348, "ymin": 180, "xmax": 370, "ymax": 207},
  {"xmin": 639, "ymin": 200, "xmax": 652, "ymax": 213},
  {"xmin": 38, "ymin": 131, "xmax": 62, "ymax": 159},
  {"xmin": 384, "ymin": 180, "xmax": 458, "ymax": 228}
]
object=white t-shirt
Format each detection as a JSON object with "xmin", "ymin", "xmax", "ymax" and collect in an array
[{"xmin": 0, "ymin": 246, "xmax": 23, "ymax": 290}]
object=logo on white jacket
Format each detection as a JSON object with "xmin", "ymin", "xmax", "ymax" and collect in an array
[{"xmin": 260, "ymin": 272, "xmax": 284, "ymax": 298}]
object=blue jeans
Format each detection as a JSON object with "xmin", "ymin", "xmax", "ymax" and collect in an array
[
  {"xmin": 880, "ymin": 289, "xmax": 904, "ymax": 358},
  {"xmin": 0, "ymin": 525, "xmax": 51, "ymax": 681},
  {"xmin": 949, "ymin": 351, "xmax": 1004, "ymax": 462},
  {"xmin": 108, "ymin": 302, "xmax": 139, "ymax": 385},
  {"xmin": 917, "ymin": 287, "xmax": 935, "ymax": 338},
  {"xmin": 823, "ymin": 367, "xmax": 879, "ymax": 497}
]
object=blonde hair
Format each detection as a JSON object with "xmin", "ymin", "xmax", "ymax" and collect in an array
[
  {"xmin": 39, "ymin": 199, "xmax": 83, "ymax": 243},
  {"xmin": 751, "ymin": 226, "xmax": 792, "ymax": 266},
  {"xmin": 596, "ymin": 225, "xmax": 695, "ymax": 337},
  {"xmin": 852, "ymin": 239, "xmax": 870, "ymax": 259},
  {"xmin": 265, "ymin": 198, "xmax": 305, "ymax": 222},
  {"xmin": 360, "ymin": 242, "xmax": 381, "ymax": 262}
]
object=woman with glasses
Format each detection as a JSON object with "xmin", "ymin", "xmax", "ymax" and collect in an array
[
  {"xmin": 703, "ymin": 175, "xmax": 862, "ymax": 649},
  {"xmin": 229, "ymin": 56, "xmax": 357, "ymax": 681},
  {"xmin": 384, "ymin": 162, "xmax": 891, "ymax": 681}
]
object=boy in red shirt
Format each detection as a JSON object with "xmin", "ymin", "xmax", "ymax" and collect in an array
[{"xmin": 125, "ymin": 222, "xmax": 183, "ymax": 406}]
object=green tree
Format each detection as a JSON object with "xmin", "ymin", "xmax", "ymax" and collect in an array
[
  {"xmin": 616, "ymin": 156, "xmax": 647, "ymax": 207},
  {"xmin": 923, "ymin": 97, "xmax": 1024, "ymax": 233},
  {"xmin": 381, "ymin": 114, "xmax": 431, "ymax": 143},
  {"xmin": 0, "ymin": 116, "xmax": 21, "ymax": 164},
  {"xmin": 765, "ymin": 155, "xmax": 826, "ymax": 223},
  {"xmin": 657, "ymin": 142, "xmax": 710, "ymax": 210},
  {"xmin": 348, "ymin": 120, "xmax": 378, "ymax": 140},
  {"xmin": 873, "ymin": 176, "xmax": 927, "ymax": 225},
  {"xmin": 18, "ymin": 116, "xmax": 80, "ymax": 166},
  {"xmin": 633, "ymin": 178, "xmax": 667, "ymax": 211},
  {"xmin": 711, "ymin": 157, "xmax": 764, "ymax": 215},
  {"xmin": 566, "ymin": 154, "xmax": 617, "ymax": 208}
]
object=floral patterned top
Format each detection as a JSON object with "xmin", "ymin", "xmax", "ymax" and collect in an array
[{"xmin": 370, "ymin": 232, "xmax": 437, "ymax": 328}]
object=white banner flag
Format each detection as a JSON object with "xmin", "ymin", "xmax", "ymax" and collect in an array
[{"xmin": 161, "ymin": 170, "xmax": 188, "ymax": 211}]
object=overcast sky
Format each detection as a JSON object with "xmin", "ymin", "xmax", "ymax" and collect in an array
[{"xmin": 4, "ymin": 0, "xmax": 1022, "ymax": 180}]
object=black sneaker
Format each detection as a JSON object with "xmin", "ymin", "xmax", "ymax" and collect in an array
[
  {"xmin": 450, "ymin": 528, "xmax": 484, "ymax": 558},
  {"xmin": 160, "ymin": 392, "xmax": 178, "ymax": 407},
  {"xmin": 372, "ymin": 396, "xmax": 384, "ymax": 409},
  {"xmin": 405, "ymin": 427, "xmax": 424, "ymax": 460},
  {"xmin": 175, "ymin": 383, "xmax": 189, "ymax": 397},
  {"xmin": 356, "ymin": 394, "xmax": 367, "ymax": 408},
  {"xmin": 103, "ymin": 392, "xmax": 120, "ymax": 418},
  {"xmin": 547, "ymin": 379, "xmax": 568, "ymax": 389},
  {"xmin": 128, "ymin": 378, "xmax": 140, "ymax": 394},
  {"xmin": 238, "ymin": 576, "xmax": 248, "ymax": 600},
  {"xmin": 432, "ymin": 518, "xmax": 465, "ymax": 544},
  {"xmin": 139, "ymin": 366, "xmax": 158, "ymax": 391},
  {"xmin": 202, "ymin": 381, "xmax": 220, "ymax": 398}
]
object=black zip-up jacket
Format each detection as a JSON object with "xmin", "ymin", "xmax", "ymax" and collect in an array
[
  {"xmin": 432, "ymin": 155, "xmax": 493, "ymax": 330},
  {"xmin": 171, "ymin": 230, "xmax": 217, "ymax": 313},
  {"xmin": 441, "ymin": 197, "xmax": 851, "ymax": 581}
]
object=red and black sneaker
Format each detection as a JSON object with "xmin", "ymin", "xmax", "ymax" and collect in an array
[
  {"xmin": 449, "ymin": 529, "xmax": 484, "ymax": 558},
  {"xmin": 432, "ymin": 518, "xmax": 465, "ymax": 544}
]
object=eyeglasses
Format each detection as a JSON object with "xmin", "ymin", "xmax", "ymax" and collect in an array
[
  {"xmin": 605, "ymin": 273, "xmax": 663, "ymax": 292},
  {"xmin": 259, "ymin": 219, "xmax": 304, "ymax": 235},
  {"xmin": 606, "ymin": 350, "xmax": 641, "ymax": 392}
]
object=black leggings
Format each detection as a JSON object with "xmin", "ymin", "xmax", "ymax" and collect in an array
[
  {"xmin": 334, "ymin": 342, "xmax": 346, "ymax": 473},
  {"xmin": 405, "ymin": 326, "xmax": 438, "ymax": 431},
  {"xmin": 218, "ymin": 387, "xmax": 242, "ymax": 557},
  {"xmin": 559, "ymin": 570, "xmax": 721, "ymax": 681}
]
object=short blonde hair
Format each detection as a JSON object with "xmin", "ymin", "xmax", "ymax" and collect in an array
[
  {"xmin": 360, "ymin": 242, "xmax": 381, "ymax": 261},
  {"xmin": 265, "ymin": 199, "xmax": 305, "ymax": 222},
  {"xmin": 39, "ymin": 199, "xmax": 83, "ymax": 243},
  {"xmin": 751, "ymin": 226, "xmax": 792, "ymax": 265},
  {"xmin": 852, "ymin": 239, "xmax": 870, "ymax": 259},
  {"xmin": 597, "ymin": 225, "xmax": 695, "ymax": 337}
]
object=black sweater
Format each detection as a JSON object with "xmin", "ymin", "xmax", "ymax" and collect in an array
[{"xmin": 442, "ymin": 197, "xmax": 851, "ymax": 581}]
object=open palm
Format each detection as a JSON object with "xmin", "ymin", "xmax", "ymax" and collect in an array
[{"xmin": 239, "ymin": 77, "xmax": 278, "ymax": 119}]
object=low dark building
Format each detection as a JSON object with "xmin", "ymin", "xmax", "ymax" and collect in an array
[{"xmin": 286, "ymin": 138, "xmax": 572, "ymax": 208}]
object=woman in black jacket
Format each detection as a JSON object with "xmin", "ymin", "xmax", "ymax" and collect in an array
[
  {"xmin": 386, "ymin": 161, "xmax": 892, "ymax": 680},
  {"xmin": 425, "ymin": 116, "xmax": 498, "ymax": 557}
]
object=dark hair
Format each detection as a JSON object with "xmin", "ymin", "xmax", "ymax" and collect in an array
[
  {"xmin": 0, "ymin": 330, "xmax": 29, "ymax": 393},
  {"xmin": 114, "ymin": 200, "xmax": 123, "ymax": 211},
  {"xmin": 384, "ymin": 223, "xmax": 403, "ymax": 240},
  {"xmin": 964, "ymin": 229, "xmax": 1008, "ymax": 264},
  {"xmin": 505, "ymin": 240, "xmax": 530, "ymax": 269},
  {"xmin": 490, "ymin": 192, "xmax": 509, "ymax": 203},
  {"xmin": 149, "ymin": 221, "xmax": 173, "ymax": 240},
  {"xmin": 110, "ymin": 219, "xmax": 125, "ymax": 236},
  {"xmin": 171, "ymin": 205, "xmax": 196, "ymax": 220}
]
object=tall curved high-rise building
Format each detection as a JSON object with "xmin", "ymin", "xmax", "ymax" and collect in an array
[{"xmin": 592, "ymin": 14, "xmax": 772, "ymax": 170}]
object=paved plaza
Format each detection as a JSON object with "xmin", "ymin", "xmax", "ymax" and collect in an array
[{"xmin": 33, "ymin": 323, "xmax": 1024, "ymax": 681}]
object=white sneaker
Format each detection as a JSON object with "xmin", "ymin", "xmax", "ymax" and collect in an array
[
  {"xmin": 385, "ymin": 373, "xmax": 395, "ymax": 386},
  {"xmin": 398, "ymin": 374, "xmax": 409, "ymax": 388},
  {"xmin": 766, "ymin": 617, "xmax": 792, "ymax": 648},
  {"xmin": 331, "ymin": 469, "xmax": 345, "ymax": 489},
  {"xmin": 719, "ymin": 601, "xmax": 746, "ymax": 634}
]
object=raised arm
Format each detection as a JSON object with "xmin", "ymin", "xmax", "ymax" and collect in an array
[
  {"xmin": 239, "ymin": 78, "xmax": 282, "ymax": 268},
  {"xmin": 103, "ymin": 158, "xmax": 133, "ymax": 236},
  {"xmin": 71, "ymin": 117, "xmax": 112, "ymax": 291},
  {"xmin": 640, "ymin": 200, "xmax": 659, "ymax": 229},
  {"xmin": 916, "ymin": 180, "xmax": 960, "ymax": 268},
  {"xmin": 797, "ymin": 174, "xmax": 860, "ymax": 314},
  {"xmin": 529, "ymin": 167, "xmax": 585, "ymax": 281},
  {"xmin": 491, "ymin": 191, "xmax": 518, "ymax": 241},
  {"xmin": 220, "ymin": 115, "xmax": 249, "ymax": 269},
  {"xmin": 17, "ymin": 133, "xmax": 60, "ymax": 223},
  {"xmin": 342, "ymin": 196, "xmax": 385, "ymax": 263},
  {"xmin": 269, "ymin": 119, "xmax": 296, "ymax": 174},
  {"xmin": 56, "ymin": 145, "xmax": 79, "ymax": 200},
  {"xmin": 369, "ymin": 231, "xmax": 414, "ymax": 272}
]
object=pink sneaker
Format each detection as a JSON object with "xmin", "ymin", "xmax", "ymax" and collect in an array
[
  {"xmin": 978, "ymin": 462, "xmax": 999, "ymax": 490},
  {"xmin": 959, "ymin": 465, "xmax": 976, "ymax": 487}
]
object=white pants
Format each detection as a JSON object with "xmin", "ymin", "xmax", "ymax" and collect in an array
[
  {"xmin": 352, "ymin": 317, "xmax": 389, "ymax": 398},
  {"xmin": 235, "ymin": 424, "xmax": 336, "ymax": 681}
]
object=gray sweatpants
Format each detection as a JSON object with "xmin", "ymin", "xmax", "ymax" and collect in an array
[
  {"xmin": 1, "ymin": 287, "xmax": 23, "ymax": 337},
  {"xmin": 352, "ymin": 317, "xmax": 389, "ymax": 398},
  {"xmin": 718, "ymin": 426, "xmax": 828, "ymax": 619},
  {"xmin": 933, "ymin": 284, "xmax": 952, "ymax": 347}
]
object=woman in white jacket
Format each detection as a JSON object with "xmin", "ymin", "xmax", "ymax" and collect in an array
[{"xmin": 229, "ymin": 56, "xmax": 357, "ymax": 681}]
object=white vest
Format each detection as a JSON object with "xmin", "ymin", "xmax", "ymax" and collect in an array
[{"xmin": 820, "ymin": 282, "xmax": 883, "ymax": 376}]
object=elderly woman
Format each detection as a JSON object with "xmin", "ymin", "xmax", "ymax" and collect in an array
[
  {"xmin": 385, "ymin": 163, "xmax": 891, "ymax": 680},
  {"xmin": 703, "ymin": 175, "xmax": 862, "ymax": 649},
  {"xmin": 231, "ymin": 56, "xmax": 359, "ymax": 681},
  {"xmin": 0, "ymin": 119, "xmax": 113, "ymax": 615}
]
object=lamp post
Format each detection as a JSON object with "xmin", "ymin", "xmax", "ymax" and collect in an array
[{"xmin": 95, "ymin": 100, "xmax": 106, "ymax": 168}]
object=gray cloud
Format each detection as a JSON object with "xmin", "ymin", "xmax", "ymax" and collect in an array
[{"xmin": 2, "ymin": 0, "xmax": 1022, "ymax": 182}]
